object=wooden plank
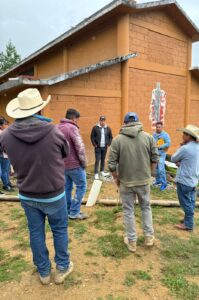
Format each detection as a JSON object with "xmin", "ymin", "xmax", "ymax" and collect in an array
[
  {"xmin": 86, "ymin": 180, "xmax": 103, "ymax": 207},
  {"xmin": 131, "ymin": 19, "xmax": 187, "ymax": 42},
  {"xmin": 129, "ymin": 59, "xmax": 186, "ymax": 77}
]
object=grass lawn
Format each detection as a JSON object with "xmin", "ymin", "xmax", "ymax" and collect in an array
[{"xmin": 0, "ymin": 180, "xmax": 199, "ymax": 300}]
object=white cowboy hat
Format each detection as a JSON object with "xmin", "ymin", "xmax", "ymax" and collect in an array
[
  {"xmin": 6, "ymin": 88, "xmax": 51, "ymax": 119},
  {"xmin": 177, "ymin": 124, "xmax": 199, "ymax": 142}
]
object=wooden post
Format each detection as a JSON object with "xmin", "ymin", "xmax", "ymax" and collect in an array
[
  {"xmin": 117, "ymin": 14, "xmax": 130, "ymax": 124},
  {"xmin": 184, "ymin": 39, "xmax": 192, "ymax": 126},
  {"xmin": 34, "ymin": 63, "xmax": 38, "ymax": 79}
]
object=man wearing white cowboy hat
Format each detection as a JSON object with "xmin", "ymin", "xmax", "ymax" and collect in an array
[
  {"xmin": 0, "ymin": 88, "xmax": 73, "ymax": 285},
  {"xmin": 171, "ymin": 124, "xmax": 199, "ymax": 231}
]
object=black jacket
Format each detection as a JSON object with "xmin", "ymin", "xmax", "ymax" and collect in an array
[
  {"xmin": 91, "ymin": 125, "xmax": 113, "ymax": 148},
  {"xmin": 0, "ymin": 117, "xmax": 68, "ymax": 199}
]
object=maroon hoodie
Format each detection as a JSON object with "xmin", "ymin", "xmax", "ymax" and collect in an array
[{"xmin": 0, "ymin": 117, "xmax": 69, "ymax": 199}]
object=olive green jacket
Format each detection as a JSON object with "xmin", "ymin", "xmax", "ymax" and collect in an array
[{"xmin": 108, "ymin": 122, "xmax": 159, "ymax": 187}]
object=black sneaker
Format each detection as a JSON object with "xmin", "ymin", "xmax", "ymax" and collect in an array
[{"xmin": 3, "ymin": 186, "xmax": 15, "ymax": 192}]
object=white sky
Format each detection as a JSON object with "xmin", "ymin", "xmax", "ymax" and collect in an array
[{"xmin": 0, "ymin": 0, "xmax": 199, "ymax": 66}]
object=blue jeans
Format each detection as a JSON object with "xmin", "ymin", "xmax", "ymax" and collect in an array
[
  {"xmin": 177, "ymin": 182, "xmax": 196, "ymax": 229},
  {"xmin": 21, "ymin": 196, "xmax": 70, "ymax": 277},
  {"xmin": 0, "ymin": 157, "xmax": 10, "ymax": 187},
  {"xmin": 65, "ymin": 167, "xmax": 87, "ymax": 216},
  {"xmin": 156, "ymin": 152, "xmax": 167, "ymax": 186}
]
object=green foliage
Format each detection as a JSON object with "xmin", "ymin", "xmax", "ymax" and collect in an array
[
  {"xmin": 0, "ymin": 41, "xmax": 21, "ymax": 74},
  {"xmin": 97, "ymin": 233, "xmax": 129, "ymax": 259},
  {"xmin": 63, "ymin": 275, "xmax": 82, "ymax": 290}
]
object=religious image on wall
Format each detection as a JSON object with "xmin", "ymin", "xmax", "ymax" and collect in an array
[{"xmin": 149, "ymin": 82, "xmax": 166, "ymax": 129}]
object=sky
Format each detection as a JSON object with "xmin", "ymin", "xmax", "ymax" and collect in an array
[{"xmin": 0, "ymin": 0, "xmax": 199, "ymax": 66}]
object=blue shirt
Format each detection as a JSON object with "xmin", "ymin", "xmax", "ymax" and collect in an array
[
  {"xmin": 153, "ymin": 131, "xmax": 171, "ymax": 155},
  {"xmin": 171, "ymin": 141, "xmax": 199, "ymax": 187}
]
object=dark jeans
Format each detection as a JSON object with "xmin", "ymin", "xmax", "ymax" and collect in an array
[
  {"xmin": 65, "ymin": 167, "xmax": 87, "ymax": 216},
  {"xmin": 0, "ymin": 157, "xmax": 11, "ymax": 187},
  {"xmin": 177, "ymin": 182, "xmax": 196, "ymax": 229},
  {"xmin": 21, "ymin": 196, "xmax": 70, "ymax": 277},
  {"xmin": 94, "ymin": 147, "xmax": 107, "ymax": 174}
]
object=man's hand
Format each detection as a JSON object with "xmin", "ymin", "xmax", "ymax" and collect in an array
[
  {"xmin": 151, "ymin": 162, "xmax": 157, "ymax": 177},
  {"xmin": 111, "ymin": 171, "xmax": 120, "ymax": 187}
]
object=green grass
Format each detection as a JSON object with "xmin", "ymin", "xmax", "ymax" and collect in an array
[
  {"xmin": 97, "ymin": 233, "xmax": 129, "ymax": 259},
  {"xmin": 151, "ymin": 186, "xmax": 178, "ymax": 200},
  {"xmin": 11, "ymin": 233, "xmax": 29, "ymax": 250},
  {"xmin": 72, "ymin": 223, "xmax": 88, "ymax": 239},
  {"xmin": 152, "ymin": 207, "xmax": 180, "ymax": 225},
  {"xmin": 0, "ymin": 220, "xmax": 8, "ymax": 230},
  {"xmin": 10, "ymin": 207, "xmax": 24, "ymax": 220},
  {"xmin": 63, "ymin": 275, "xmax": 82, "ymax": 290},
  {"xmin": 133, "ymin": 270, "xmax": 152, "ymax": 281},
  {"xmin": 0, "ymin": 247, "xmax": 29, "ymax": 282},
  {"xmin": 84, "ymin": 250, "xmax": 97, "ymax": 257},
  {"xmin": 160, "ymin": 234, "xmax": 199, "ymax": 299},
  {"xmin": 124, "ymin": 272, "xmax": 136, "ymax": 287},
  {"xmin": 93, "ymin": 208, "xmax": 123, "ymax": 232}
]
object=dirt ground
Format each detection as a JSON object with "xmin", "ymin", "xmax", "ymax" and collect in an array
[{"xmin": 0, "ymin": 180, "xmax": 199, "ymax": 300}]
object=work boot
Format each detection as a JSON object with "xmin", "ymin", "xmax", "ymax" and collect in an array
[
  {"xmin": 124, "ymin": 236, "xmax": 137, "ymax": 253},
  {"xmin": 145, "ymin": 235, "xmax": 155, "ymax": 247},
  {"xmin": 54, "ymin": 261, "xmax": 74, "ymax": 285},
  {"xmin": 39, "ymin": 273, "xmax": 51, "ymax": 285},
  {"xmin": 3, "ymin": 185, "xmax": 15, "ymax": 192}
]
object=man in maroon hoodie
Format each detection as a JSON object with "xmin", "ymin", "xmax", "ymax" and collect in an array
[
  {"xmin": 0, "ymin": 88, "xmax": 73, "ymax": 285},
  {"xmin": 58, "ymin": 108, "xmax": 87, "ymax": 220}
]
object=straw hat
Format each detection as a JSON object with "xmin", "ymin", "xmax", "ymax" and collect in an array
[
  {"xmin": 178, "ymin": 124, "xmax": 199, "ymax": 142},
  {"xmin": 6, "ymin": 88, "xmax": 51, "ymax": 119}
]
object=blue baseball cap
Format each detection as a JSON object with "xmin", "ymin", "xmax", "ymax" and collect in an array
[{"xmin": 124, "ymin": 112, "xmax": 139, "ymax": 123}]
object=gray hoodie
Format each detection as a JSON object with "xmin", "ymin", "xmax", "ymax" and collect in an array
[{"xmin": 108, "ymin": 122, "xmax": 159, "ymax": 187}]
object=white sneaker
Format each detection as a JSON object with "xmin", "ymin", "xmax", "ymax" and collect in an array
[
  {"xmin": 145, "ymin": 235, "xmax": 155, "ymax": 247},
  {"xmin": 124, "ymin": 236, "xmax": 137, "ymax": 253},
  {"xmin": 39, "ymin": 273, "xmax": 51, "ymax": 285},
  {"xmin": 94, "ymin": 174, "xmax": 100, "ymax": 180},
  {"xmin": 100, "ymin": 171, "xmax": 109, "ymax": 177},
  {"xmin": 54, "ymin": 261, "xmax": 74, "ymax": 285}
]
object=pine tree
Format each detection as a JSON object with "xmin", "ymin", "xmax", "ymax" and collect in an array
[{"xmin": 0, "ymin": 41, "xmax": 21, "ymax": 74}]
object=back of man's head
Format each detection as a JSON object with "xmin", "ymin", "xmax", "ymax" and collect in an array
[
  {"xmin": 124, "ymin": 112, "xmax": 139, "ymax": 124},
  {"xmin": 65, "ymin": 109, "xmax": 80, "ymax": 120}
]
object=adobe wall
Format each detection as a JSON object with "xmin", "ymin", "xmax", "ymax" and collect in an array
[
  {"xmin": 129, "ymin": 10, "xmax": 189, "ymax": 152},
  {"xmin": 190, "ymin": 75, "xmax": 199, "ymax": 127},
  {"xmin": 43, "ymin": 64, "xmax": 121, "ymax": 163}
]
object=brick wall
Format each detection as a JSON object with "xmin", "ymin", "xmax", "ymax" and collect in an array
[
  {"xmin": 190, "ymin": 76, "xmax": 199, "ymax": 127},
  {"xmin": 43, "ymin": 64, "xmax": 121, "ymax": 164},
  {"xmin": 129, "ymin": 9, "xmax": 189, "ymax": 152}
]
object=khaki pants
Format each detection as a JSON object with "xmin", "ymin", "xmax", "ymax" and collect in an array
[{"xmin": 120, "ymin": 184, "xmax": 154, "ymax": 242}]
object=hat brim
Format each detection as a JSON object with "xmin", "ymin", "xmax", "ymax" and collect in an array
[
  {"xmin": 6, "ymin": 95, "xmax": 51, "ymax": 119},
  {"xmin": 177, "ymin": 128, "xmax": 199, "ymax": 141}
]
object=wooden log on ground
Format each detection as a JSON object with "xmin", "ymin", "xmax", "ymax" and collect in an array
[
  {"xmin": 0, "ymin": 195, "xmax": 19, "ymax": 202},
  {"xmin": 83, "ymin": 198, "xmax": 199, "ymax": 207}
]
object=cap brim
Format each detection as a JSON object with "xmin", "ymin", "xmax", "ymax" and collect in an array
[{"xmin": 6, "ymin": 95, "xmax": 51, "ymax": 119}]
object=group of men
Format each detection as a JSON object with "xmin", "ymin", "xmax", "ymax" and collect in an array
[{"xmin": 0, "ymin": 88, "xmax": 199, "ymax": 285}]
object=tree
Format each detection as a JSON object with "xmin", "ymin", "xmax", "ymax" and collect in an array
[{"xmin": 0, "ymin": 41, "xmax": 21, "ymax": 74}]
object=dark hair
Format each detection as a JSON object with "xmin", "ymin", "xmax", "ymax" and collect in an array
[
  {"xmin": 65, "ymin": 108, "xmax": 80, "ymax": 120},
  {"xmin": 0, "ymin": 117, "xmax": 8, "ymax": 126},
  {"xmin": 156, "ymin": 121, "xmax": 163, "ymax": 127}
]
